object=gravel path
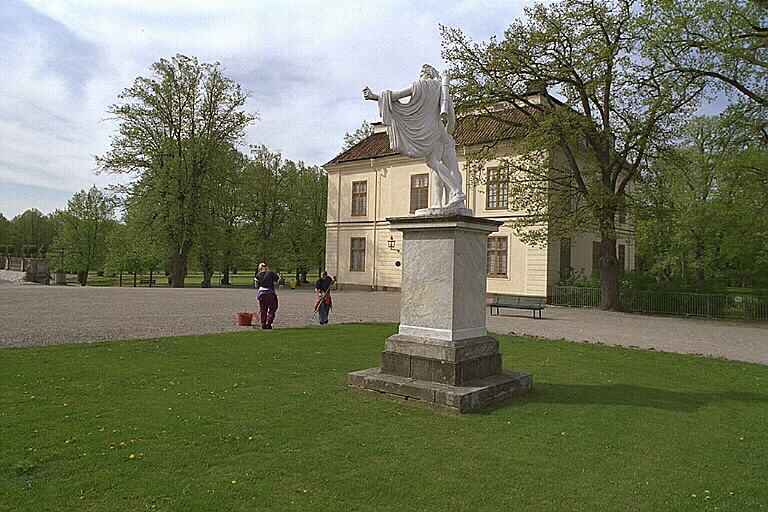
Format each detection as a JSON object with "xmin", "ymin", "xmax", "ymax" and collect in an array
[{"xmin": 1, "ymin": 282, "xmax": 766, "ymax": 365}]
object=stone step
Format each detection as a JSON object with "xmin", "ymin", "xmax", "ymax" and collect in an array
[{"xmin": 348, "ymin": 367, "xmax": 533, "ymax": 414}]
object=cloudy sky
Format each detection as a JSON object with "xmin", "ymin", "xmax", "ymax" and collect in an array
[{"xmin": 0, "ymin": 0, "xmax": 551, "ymax": 219}]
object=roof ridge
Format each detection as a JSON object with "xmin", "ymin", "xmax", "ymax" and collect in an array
[{"xmin": 325, "ymin": 107, "xmax": 540, "ymax": 167}]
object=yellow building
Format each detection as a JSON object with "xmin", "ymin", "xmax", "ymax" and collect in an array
[{"xmin": 323, "ymin": 99, "xmax": 635, "ymax": 296}]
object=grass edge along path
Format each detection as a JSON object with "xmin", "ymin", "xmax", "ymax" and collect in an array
[{"xmin": 1, "ymin": 324, "xmax": 766, "ymax": 511}]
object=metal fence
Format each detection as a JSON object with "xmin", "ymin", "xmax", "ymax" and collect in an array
[{"xmin": 547, "ymin": 286, "xmax": 768, "ymax": 320}]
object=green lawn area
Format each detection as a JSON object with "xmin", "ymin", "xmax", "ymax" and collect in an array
[{"xmin": 1, "ymin": 324, "xmax": 766, "ymax": 511}]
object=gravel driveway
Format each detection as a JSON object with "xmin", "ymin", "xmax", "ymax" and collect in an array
[{"xmin": 1, "ymin": 282, "xmax": 766, "ymax": 365}]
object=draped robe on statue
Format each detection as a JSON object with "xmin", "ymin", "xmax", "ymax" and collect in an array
[{"xmin": 377, "ymin": 78, "xmax": 452, "ymax": 158}]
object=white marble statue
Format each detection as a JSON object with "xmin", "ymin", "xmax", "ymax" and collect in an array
[{"xmin": 363, "ymin": 64, "xmax": 467, "ymax": 211}]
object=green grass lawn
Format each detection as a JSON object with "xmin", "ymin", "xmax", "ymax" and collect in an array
[{"xmin": 1, "ymin": 325, "xmax": 766, "ymax": 511}]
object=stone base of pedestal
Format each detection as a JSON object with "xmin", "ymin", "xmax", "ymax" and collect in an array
[
  {"xmin": 380, "ymin": 334, "xmax": 504, "ymax": 386},
  {"xmin": 348, "ymin": 367, "xmax": 533, "ymax": 414},
  {"xmin": 348, "ymin": 214, "xmax": 533, "ymax": 413}
]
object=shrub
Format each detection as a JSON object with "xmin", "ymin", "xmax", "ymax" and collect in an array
[{"xmin": 556, "ymin": 269, "xmax": 600, "ymax": 288}]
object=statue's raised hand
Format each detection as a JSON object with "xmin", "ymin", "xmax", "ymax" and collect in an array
[{"xmin": 362, "ymin": 87, "xmax": 378, "ymax": 101}]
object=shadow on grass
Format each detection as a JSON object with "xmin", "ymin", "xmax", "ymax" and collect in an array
[{"xmin": 493, "ymin": 383, "xmax": 768, "ymax": 413}]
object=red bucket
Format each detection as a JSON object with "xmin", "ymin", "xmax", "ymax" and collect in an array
[{"xmin": 236, "ymin": 312, "xmax": 253, "ymax": 326}]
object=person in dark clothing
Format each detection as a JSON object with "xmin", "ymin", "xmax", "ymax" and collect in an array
[
  {"xmin": 254, "ymin": 263, "xmax": 280, "ymax": 329},
  {"xmin": 314, "ymin": 271, "xmax": 335, "ymax": 325}
]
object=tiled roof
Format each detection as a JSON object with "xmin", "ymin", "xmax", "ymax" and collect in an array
[{"xmin": 325, "ymin": 108, "xmax": 538, "ymax": 166}]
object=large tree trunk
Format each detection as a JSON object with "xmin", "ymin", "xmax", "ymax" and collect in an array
[
  {"xmin": 78, "ymin": 269, "xmax": 88, "ymax": 286},
  {"xmin": 169, "ymin": 243, "xmax": 191, "ymax": 288},
  {"xmin": 599, "ymin": 237, "xmax": 622, "ymax": 311},
  {"xmin": 200, "ymin": 260, "xmax": 214, "ymax": 288}
]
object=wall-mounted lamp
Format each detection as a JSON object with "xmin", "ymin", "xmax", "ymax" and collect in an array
[{"xmin": 387, "ymin": 235, "xmax": 400, "ymax": 253}]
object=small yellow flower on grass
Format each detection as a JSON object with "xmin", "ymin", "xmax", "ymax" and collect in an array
[
  {"xmin": 560, "ymin": 432, "xmax": 566, "ymax": 436},
  {"xmin": 691, "ymin": 494, "xmax": 697, "ymax": 498},
  {"xmin": 231, "ymin": 480, "xmax": 237, "ymax": 485},
  {"xmin": 739, "ymin": 437, "xmax": 745, "ymax": 441},
  {"xmin": 128, "ymin": 454, "xmax": 135, "ymax": 459}
]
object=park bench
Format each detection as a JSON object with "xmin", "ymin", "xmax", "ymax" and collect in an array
[
  {"xmin": 139, "ymin": 279, "xmax": 156, "ymax": 287},
  {"xmin": 488, "ymin": 295, "xmax": 546, "ymax": 319}
]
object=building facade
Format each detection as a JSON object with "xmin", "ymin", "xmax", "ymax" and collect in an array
[{"xmin": 323, "ymin": 108, "xmax": 635, "ymax": 297}]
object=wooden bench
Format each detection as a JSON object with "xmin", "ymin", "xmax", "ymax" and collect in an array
[
  {"xmin": 488, "ymin": 295, "xmax": 546, "ymax": 319},
  {"xmin": 139, "ymin": 279, "xmax": 156, "ymax": 287}
]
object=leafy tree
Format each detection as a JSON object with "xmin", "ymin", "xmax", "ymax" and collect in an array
[
  {"xmin": 276, "ymin": 162, "xmax": 327, "ymax": 280},
  {"xmin": 240, "ymin": 145, "xmax": 293, "ymax": 267},
  {"xmin": 53, "ymin": 186, "xmax": 115, "ymax": 286},
  {"xmin": 648, "ymin": 0, "xmax": 768, "ymax": 108},
  {"xmin": 636, "ymin": 113, "xmax": 768, "ymax": 288},
  {"xmin": 440, "ymin": 0, "xmax": 705, "ymax": 309},
  {"xmin": 0, "ymin": 214, "xmax": 10, "ymax": 245},
  {"xmin": 104, "ymin": 222, "xmax": 164, "ymax": 286},
  {"xmin": 97, "ymin": 54, "xmax": 257, "ymax": 287},
  {"xmin": 194, "ymin": 147, "xmax": 248, "ymax": 287},
  {"xmin": 341, "ymin": 120, "xmax": 373, "ymax": 152},
  {"xmin": 9, "ymin": 209, "xmax": 55, "ymax": 254}
]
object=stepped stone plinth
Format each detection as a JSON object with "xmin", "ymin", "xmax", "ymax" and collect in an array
[{"xmin": 347, "ymin": 215, "xmax": 533, "ymax": 413}]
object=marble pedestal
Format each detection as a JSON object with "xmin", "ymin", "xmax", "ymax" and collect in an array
[{"xmin": 348, "ymin": 215, "xmax": 533, "ymax": 413}]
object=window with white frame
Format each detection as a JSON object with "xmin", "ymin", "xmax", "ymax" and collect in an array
[
  {"xmin": 410, "ymin": 174, "xmax": 429, "ymax": 212},
  {"xmin": 350, "ymin": 237, "xmax": 366, "ymax": 271},
  {"xmin": 487, "ymin": 236, "xmax": 508, "ymax": 277},
  {"xmin": 351, "ymin": 181, "xmax": 367, "ymax": 216}
]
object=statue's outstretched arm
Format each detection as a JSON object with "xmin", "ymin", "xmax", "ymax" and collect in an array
[{"xmin": 390, "ymin": 86, "xmax": 412, "ymax": 101}]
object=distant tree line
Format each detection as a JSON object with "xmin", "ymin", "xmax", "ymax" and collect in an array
[
  {"xmin": 0, "ymin": 147, "xmax": 326, "ymax": 287},
  {"xmin": 1, "ymin": 55, "xmax": 326, "ymax": 287}
]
